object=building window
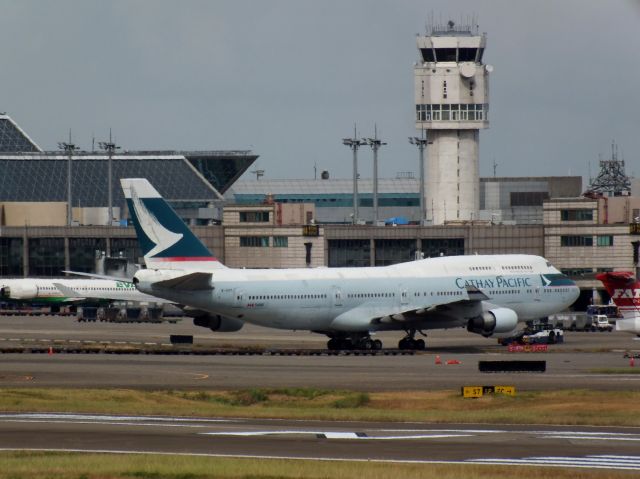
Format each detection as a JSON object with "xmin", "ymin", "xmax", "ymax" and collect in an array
[
  {"xmin": 561, "ymin": 268, "xmax": 594, "ymax": 277},
  {"xmin": 560, "ymin": 235, "xmax": 593, "ymax": 247},
  {"xmin": 375, "ymin": 239, "xmax": 417, "ymax": 266},
  {"xmin": 28, "ymin": 238, "xmax": 65, "ymax": 277},
  {"xmin": 240, "ymin": 236, "xmax": 269, "ymax": 247},
  {"xmin": 422, "ymin": 238, "xmax": 464, "ymax": 257},
  {"xmin": 561, "ymin": 209, "xmax": 593, "ymax": 221},
  {"xmin": 69, "ymin": 238, "xmax": 107, "ymax": 273},
  {"xmin": 0, "ymin": 237, "xmax": 23, "ymax": 276},
  {"xmin": 510, "ymin": 192, "xmax": 549, "ymax": 207},
  {"xmin": 273, "ymin": 236, "xmax": 288, "ymax": 248},
  {"xmin": 328, "ymin": 239, "xmax": 370, "ymax": 267},
  {"xmin": 596, "ymin": 235, "xmax": 613, "ymax": 247},
  {"xmin": 239, "ymin": 211, "xmax": 269, "ymax": 223}
]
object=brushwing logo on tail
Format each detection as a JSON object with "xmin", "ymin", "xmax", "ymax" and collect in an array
[{"xmin": 130, "ymin": 188, "xmax": 183, "ymax": 258}]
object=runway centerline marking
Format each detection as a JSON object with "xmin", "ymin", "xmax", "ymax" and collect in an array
[{"xmin": 201, "ymin": 430, "xmax": 475, "ymax": 440}]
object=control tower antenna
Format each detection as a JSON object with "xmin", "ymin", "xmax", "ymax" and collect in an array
[
  {"xmin": 414, "ymin": 16, "xmax": 491, "ymax": 224},
  {"xmin": 585, "ymin": 140, "xmax": 631, "ymax": 197}
]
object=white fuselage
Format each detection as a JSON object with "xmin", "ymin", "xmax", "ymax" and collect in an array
[
  {"xmin": 0, "ymin": 278, "xmax": 165, "ymax": 304},
  {"xmin": 137, "ymin": 254, "xmax": 579, "ymax": 333}
]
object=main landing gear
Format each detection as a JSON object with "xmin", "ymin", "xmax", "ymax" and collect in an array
[
  {"xmin": 326, "ymin": 334, "xmax": 383, "ymax": 351},
  {"xmin": 398, "ymin": 329, "xmax": 426, "ymax": 350}
]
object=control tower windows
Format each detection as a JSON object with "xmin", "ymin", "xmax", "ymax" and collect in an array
[
  {"xmin": 435, "ymin": 48, "xmax": 457, "ymax": 62},
  {"xmin": 420, "ymin": 48, "xmax": 435, "ymax": 62},
  {"xmin": 416, "ymin": 104, "xmax": 488, "ymax": 122},
  {"xmin": 458, "ymin": 48, "xmax": 477, "ymax": 62}
]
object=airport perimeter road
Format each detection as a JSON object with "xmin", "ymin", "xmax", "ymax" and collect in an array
[{"xmin": 1, "ymin": 413, "xmax": 639, "ymax": 471}]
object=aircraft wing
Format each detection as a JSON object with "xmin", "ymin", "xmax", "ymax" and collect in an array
[
  {"xmin": 62, "ymin": 270, "xmax": 132, "ymax": 282},
  {"xmin": 153, "ymin": 272, "xmax": 213, "ymax": 291},
  {"xmin": 52, "ymin": 283, "xmax": 87, "ymax": 302},
  {"xmin": 331, "ymin": 286, "xmax": 489, "ymax": 331}
]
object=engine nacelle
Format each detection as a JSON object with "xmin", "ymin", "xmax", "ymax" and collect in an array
[
  {"xmin": 193, "ymin": 314, "xmax": 244, "ymax": 332},
  {"xmin": 1, "ymin": 284, "xmax": 38, "ymax": 300},
  {"xmin": 467, "ymin": 307, "xmax": 518, "ymax": 337}
]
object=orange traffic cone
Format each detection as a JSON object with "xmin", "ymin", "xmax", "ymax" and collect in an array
[
  {"xmin": 48, "ymin": 346, "xmax": 53, "ymax": 355},
  {"xmin": 446, "ymin": 359, "xmax": 461, "ymax": 365},
  {"xmin": 631, "ymin": 357, "xmax": 635, "ymax": 368},
  {"xmin": 435, "ymin": 355, "xmax": 442, "ymax": 365}
]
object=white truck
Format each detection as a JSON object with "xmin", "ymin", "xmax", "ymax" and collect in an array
[{"xmin": 593, "ymin": 314, "xmax": 614, "ymax": 332}]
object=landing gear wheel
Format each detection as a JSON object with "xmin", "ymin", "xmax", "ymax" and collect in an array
[
  {"xmin": 415, "ymin": 338, "xmax": 426, "ymax": 350},
  {"xmin": 362, "ymin": 339, "xmax": 373, "ymax": 350},
  {"xmin": 327, "ymin": 338, "xmax": 340, "ymax": 350}
]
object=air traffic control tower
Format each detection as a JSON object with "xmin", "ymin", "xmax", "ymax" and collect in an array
[{"xmin": 415, "ymin": 20, "xmax": 491, "ymax": 224}]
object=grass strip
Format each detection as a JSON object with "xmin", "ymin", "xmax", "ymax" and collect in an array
[
  {"xmin": 0, "ymin": 451, "xmax": 633, "ymax": 479},
  {"xmin": 1, "ymin": 388, "xmax": 640, "ymax": 426}
]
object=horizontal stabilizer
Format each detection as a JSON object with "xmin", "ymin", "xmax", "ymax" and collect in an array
[
  {"xmin": 52, "ymin": 282, "xmax": 85, "ymax": 300},
  {"xmin": 153, "ymin": 272, "xmax": 213, "ymax": 291}
]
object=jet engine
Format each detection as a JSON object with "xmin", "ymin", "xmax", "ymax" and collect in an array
[
  {"xmin": 467, "ymin": 308, "xmax": 518, "ymax": 337},
  {"xmin": 1, "ymin": 284, "xmax": 38, "ymax": 300},
  {"xmin": 193, "ymin": 314, "xmax": 244, "ymax": 332}
]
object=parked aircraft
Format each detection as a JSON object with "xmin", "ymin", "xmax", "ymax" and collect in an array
[
  {"xmin": 0, "ymin": 278, "xmax": 162, "ymax": 305},
  {"xmin": 596, "ymin": 272, "xmax": 640, "ymax": 335},
  {"xmin": 122, "ymin": 178, "xmax": 580, "ymax": 350}
]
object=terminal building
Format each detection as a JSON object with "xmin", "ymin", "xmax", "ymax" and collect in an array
[{"xmin": 0, "ymin": 113, "xmax": 255, "ymax": 275}]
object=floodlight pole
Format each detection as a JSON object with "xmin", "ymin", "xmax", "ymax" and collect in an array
[
  {"xmin": 98, "ymin": 130, "xmax": 120, "ymax": 228},
  {"xmin": 366, "ymin": 125, "xmax": 387, "ymax": 225},
  {"xmin": 409, "ymin": 131, "xmax": 429, "ymax": 226},
  {"xmin": 58, "ymin": 131, "xmax": 79, "ymax": 226},
  {"xmin": 342, "ymin": 127, "xmax": 366, "ymax": 224}
]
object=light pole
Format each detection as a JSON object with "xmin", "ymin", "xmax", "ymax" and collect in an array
[
  {"xmin": 58, "ymin": 132, "xmax": 79, "ymax": 226},
  {"xmin": 98, "ymin": 130, "xmax": 120, "ymax": 227},
  {"xmin": 409, "ymin": 132, "xmax": 430, "ymax": 226},
  {"xmin": 366, "ymin": 125, "xmax": 386, "ymax": 225},
  {"xmin": 342, "ymin": 128, "xmax": 366, "ymax": 224}
]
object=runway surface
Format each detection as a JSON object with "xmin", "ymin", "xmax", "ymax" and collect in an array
[
  {"xmin": 2, "ymin": 315, "xmax": 640, "ymax": 472},
  {"xmin": 0, "ymin": 316, "xmax": 638, "ymax": 391},
  {"xmin": 1, "ymin": 413, "xmax": 639, "ymax": 471}
]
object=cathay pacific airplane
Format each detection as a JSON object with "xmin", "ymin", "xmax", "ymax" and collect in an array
[
  {"xmin": 122, "ymin": 178, "xmax": 580, "ymax": 350},
  {"xmin": 0, "ymin": 278, "xmax": 164, "ymax": 305}
]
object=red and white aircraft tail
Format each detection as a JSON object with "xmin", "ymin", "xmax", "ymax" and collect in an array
[{"xmin": 595, "ymin": 271, "xmax": 640, "ymax": 334}]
